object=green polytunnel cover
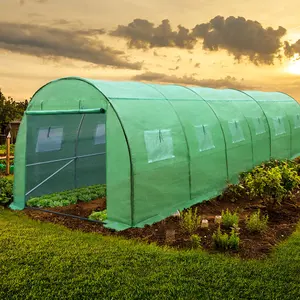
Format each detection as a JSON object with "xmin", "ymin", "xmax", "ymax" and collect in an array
[{"xmin": 10, "ymin": 77, "xmax": 300, "ymax": 230}]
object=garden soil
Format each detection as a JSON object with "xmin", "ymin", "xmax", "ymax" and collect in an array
[{"xmin": 24, "ymin": 193, "xmax": 300, "ymax": 260}]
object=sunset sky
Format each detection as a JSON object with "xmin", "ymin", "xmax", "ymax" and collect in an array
[{"xmin": 1, "ymin": 0, "xmax": 300, "ymax": 101}]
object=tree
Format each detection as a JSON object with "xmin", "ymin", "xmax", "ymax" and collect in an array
[{"xmin": 0, "ymin": 89, "xmax": 28, "ymax": 134}]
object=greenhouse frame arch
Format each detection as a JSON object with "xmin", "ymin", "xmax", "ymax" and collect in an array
[{"xmin": 10, "ymin": 77, "xmax": 300, "ymax": 230}]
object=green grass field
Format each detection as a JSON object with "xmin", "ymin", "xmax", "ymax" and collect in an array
[{"xmin": 1, "ymin": 209, "xmax": 300, "ymax": 299}]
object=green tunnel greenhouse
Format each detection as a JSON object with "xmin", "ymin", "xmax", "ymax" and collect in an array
[{"xmin": 10, "ymin": 77, "xmax": 300, "ymax": 230}]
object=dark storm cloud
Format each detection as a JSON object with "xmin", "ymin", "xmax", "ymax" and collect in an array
[
  {"xmin": 284, "ymin": 40, "xmax": 300, "ymax": 58},
  {"xmin": 110, "ymin": 19, "xmax": 197, "ymax": 49},
  {"xmin": 132, "ymin": 72, "xmax": 257, "ymax": 89},
  {"xmin": 192, "ymin": 16, "xmax": 286, "ymax": 65},
  {"xmin": 112, "ymin": 16, "xmax": 287, "ymax": 65},
  {"xmin": 0, "ymin": 22, "xmax": 142, "ymax": 69}
]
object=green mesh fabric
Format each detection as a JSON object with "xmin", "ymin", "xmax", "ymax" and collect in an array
[
  {"xmin": 243, "ymin": 91, "xmax": 297, "ymax": 159},
  {"xmin": 25, "ymin": 113, "xmax": 106, "ymax": 199},
  {"xmin": 10, "ymin": 77, "xmax": 300, "ymax": 230}
]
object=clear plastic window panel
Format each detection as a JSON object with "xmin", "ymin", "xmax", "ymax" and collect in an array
[
  {"xmin": 253, "ymin": 117, "xmax": 266, "ymax": 135},
  {"xmin": 228, "ymin": 120, "xmax": 245, "ymax": 143},
  {"xmin": 144, "ymin": 129, "xmax": 175, "ymax": 163},
  {"xmin": 294, "ymin": 114, "xmax": 300, "ymax": 129},
  {"xmin": 94, "ymin": 124, "xmax": 106, "ymax": 145},
  {"xmin": 272, "ymin": 116, "xmax": 286, "ymax": 136},
  {"xmin": 195, "ymin": 124, "xmax": 215, "ymax": 152},
  {"xmin": 36, "ymin": 127, "xmax": 63, "ymax": 153}
]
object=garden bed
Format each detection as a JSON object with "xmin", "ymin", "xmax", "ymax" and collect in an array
[
  {"xmin": 21, "ymin": 159, "xmax": 300, "ymax": 260},
  {"xmin": 24, "ymin": 191, "xmax": 300, "ymax": 260}
]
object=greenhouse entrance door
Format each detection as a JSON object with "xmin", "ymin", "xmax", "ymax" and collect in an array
[{"xmin": 25, "ymin": 110, "xmax": 106, "ymax": 201}]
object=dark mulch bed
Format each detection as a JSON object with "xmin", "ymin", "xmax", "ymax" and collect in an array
[{"xmin": 24, "ymin": 193, "xmax": 300, "ymax": 260}]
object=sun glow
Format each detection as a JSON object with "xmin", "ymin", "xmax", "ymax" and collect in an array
[{"xmin": 286, "ymin": 55, "xmax": 300, "ymax": 75}]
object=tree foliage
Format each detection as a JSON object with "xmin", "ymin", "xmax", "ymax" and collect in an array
[{"xmin": 0, "ymin": 89, "xmax": 28, "ymax": 133}]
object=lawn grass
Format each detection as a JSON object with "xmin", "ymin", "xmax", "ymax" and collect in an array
[{"xmin": 0, "ymin": 209, "xmax": 300, "ymax": 299}]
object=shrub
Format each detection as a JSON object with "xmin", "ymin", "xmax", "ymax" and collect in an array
[
  {"xmin": 228, "ymin": 225, "xmax": 240, "ymax": 250},
  {"xmin": 89, "ymin": 210, "xmax": 107, "ymax": 222},
  {"xmin": 212, "ymin": 227, "xmax": 229, "ymax": 250},
  {"xmin": 221, "ymin": 209, "xmax": 239, "ymax": 229},
  {"xmin": 222, "ymin": 159, "xmax": 300, "ymax": 206},
  {"xmin": 0, "ymin": 176, "xmax": 13, "ymax": 205},
  {"xmin": 212, "ymin": 226, "xmax": 240, "ymax": 251},
  {"xmin": 244, "ymin": 163, "xmax": 300, "ymax": 206},
  {"xmin": 246, "ymin": 209, "xmax": 268, "ymax": 233},
  {"xmin": 221, "ymin": 183, "xmax": 246, "ymax": 203},
  {"xmin": 190, "ymin": 234, "xmax": 202, "ymax": 249},
  {"xmin": 179, "ymin": 208, "xmax": 201, "ymax": 234}
]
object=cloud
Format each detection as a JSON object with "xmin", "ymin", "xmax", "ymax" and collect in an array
[
  {"xmin": 0, "ymin": 22, "xmax": 142, "ymax": 69},
  {"xmin": 192, "ymin": 16, "xmax": 286, "ymax": 65},
  {"xmin": 75, "ymin": 28, "xmax": 106, "ymax": 36},
  {"xmin": 132, "ymin": 72, "xmax": 257, "ymax": 89},
  {"xmin": 168, "ymin": 66, "xmax": 180, "ymax": 71},
  {"xmin": 284, "ymin": 40, "xmax": 300, "ymax": 58},
  {"xmin": 110, "ymin": 19, "xmax": 197, "ymax": 49},
  {"xmin": 20, "ymin": 0, "xmax": 47, "ymax": 5},
  {"xmin": 112, "ymin": 16, "xmax": 287, "ymax": 65}
]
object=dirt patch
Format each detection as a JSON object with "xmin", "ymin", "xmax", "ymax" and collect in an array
[{"xmin": 24, "ymin": 194, "xmax": 300, "ymax": 260}]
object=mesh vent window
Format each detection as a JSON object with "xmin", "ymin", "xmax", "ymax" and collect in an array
[
  {"xmin": 144, "ymin": 129, "xmax": 175, "ymax": 163},
  {"xmin": 253, "ymin": 117, "xmax": 266, "ymax": 135},
  {"xmin": 272, "ymin": 117, "xmax": 286, "ymax": 136},
  {"xmin": 294, "ymin": 114, "xmax": 300, "ymax": 129},
  {"xmin": 94, "ymin": 124, "xmax": 106, "ymax": 145},
  {"xmin": 195, "ymin": 124, "xmax": 215, "ymax": 152},
  {"xmin": 36, "ymin": 127, "xmax": 63, "ymax": 153},
  {"xmin": 228, "ymin": 120, "xmax": 245, "ymax": 143}
]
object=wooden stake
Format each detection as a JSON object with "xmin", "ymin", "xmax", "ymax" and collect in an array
[{"xmin": 6, "ymin": 132, "xmax": 11, "ymax": 175}]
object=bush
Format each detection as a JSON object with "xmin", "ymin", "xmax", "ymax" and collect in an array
[
  {"xmin": 0, "ymin": 144, "xmax": 15, "ymax": 156},
  {"xmin": 222, "ymin": 159, "xmax": 300, "ymax": 206},
  {"xmin": 246, "ymin": 209, "xmax": 268, "ymax": 233},
  {"xmin": 190, "ymin": 234, "xmax": 202, "ymax": 249},
  {"xmin": 228, "ymin": 225, "xmax": 240, "ymax": 250},
  {"xmin": 0, "ymin": 176, "xmax": 13, "ymax": 205},
  {"xmin": 244, "ymin": 163, "xmax": 300, "ymax": 206},
  {"xmin": 212, "ymin": 225, "xmax": 240, "ymax": 251},
  {"xmin": 89, "ymin": 210, "xmax": 107, "ymax": 222},
  {"xmin": 221, "ymin": 209, "xmax": 239, "ymax": 229},
  {"xmin": 179, "ymin": 208, "xmax": 201, "ymax": 234},
  {"xmin": 221, "ymin": 183, "xmax": 246, "ymax": 203}
]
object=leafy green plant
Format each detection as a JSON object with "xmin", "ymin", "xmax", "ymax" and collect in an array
[
  {"xmin": 0, "ymin": 176, "xmax": 13, "ymax": 205},
  {"xmin": 228, "ymin": 225, "xmax": 240, "ymax": 250},
  {"xmin": 0, "ymin": 144, "xmax": 15, "ymax": 156},
  {"xmin": 212, "ymin": 226, "xmax": 229, "ymax": 250},
  {"xmin": 246, "ymin": 209, "xmax": 268, "ymax": 233},
  {"xmin": 89, "ymin": 210, "xmax": 107, "ymax": 222},
  {"xmin": 190, "ymin": 234, "xmax": 202, "ymax": 249},
  {"xmin": 221, "ymin": 183, "xmax": 246, "ymax": 202},
  {"xmin": 27, "ymin": 184, "xmax": 106, "ymax": 208},
  {"xmin": 78, "ymin": 193, "xmax": 92, "ymax": 202},
  {"xmin": 212, "ymin": 225, "xmax": 240, "ymax": 250},
  {"xmin": 244, "ymin": 163, "xmax": 300, "ymax": 206},
  {"xmin": 221, "ymin": 209, "xmax": 239, "ymax": 229},
  {"xmin": 179, "ymin": 208, "xmax": 201, "ymax": 234},
  {"xmin": 223, "ymin": 159, "xmax": 300, "ymax": 207}
]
